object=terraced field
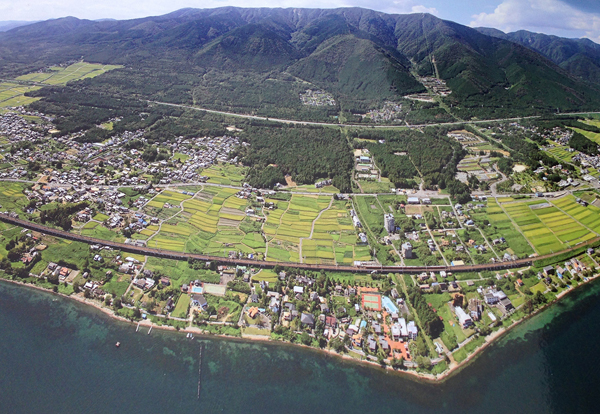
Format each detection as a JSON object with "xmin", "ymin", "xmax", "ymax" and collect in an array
[
  {"xmin": 546, "ymin": 144, "xmax": 576, "ymax": 163},
  {"xmin": 0, "ymin": 182, "xmax": 28, "ymax": 214},
  {"xmin": 260, "ymin": 194, "xmax": 367, "ymax": 264},
  {"xmin": 0, "ymin": 82, "xmax": 40, "ymax": 107},
  {"xmin": 200, "ymin": 164, "xmax": 247, "ymax": 186},
  {"xmin": 551, "ymin": 196, "xmax": 600, "ymax": 234},
  {"xmin": 145, "ymin": 187, "xmax": 264, "ymax": 256},
  {"xmin": 572, "ymin": 127, "xmax": 600, "ymax": 145}
]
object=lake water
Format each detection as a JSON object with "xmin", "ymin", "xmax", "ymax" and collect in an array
[{"xmin": 2, "ymin": 279, "xmax": 600, "ymax": 414}]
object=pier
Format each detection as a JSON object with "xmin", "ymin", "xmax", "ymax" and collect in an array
[{"xmin": 197, "ymin": 344, "xmax": 204, "ymax": 400}]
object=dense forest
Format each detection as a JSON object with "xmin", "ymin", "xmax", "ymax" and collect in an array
[
  {"xmin": 569, "ymin": 132, "xmax": 599, "ymax": 156},
  {"xmin": 407, "ymin": 286, "xmax": 444, "ymax": 338},
  {"xmin": 351, "ymin": 127, "xmax": 464, "ymax": 191},
  {"xmin": 39, "ymin": 202, "xmax": 89, "ymax": 231},
  {"xmin": 242, "ymin": 125, "xmax": 353, "ymax": 191}
]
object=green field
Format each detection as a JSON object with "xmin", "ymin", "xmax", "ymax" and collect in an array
[
  {"xmin": 200, "ymin": 163, "xmax": 247, "ymax": 186},
  {"xmin": 501, "ymin": 196, "xmax": 599, "ymax": 255},
  {"xmin": 572, "ymin": 127, "xmax": 600, "ymax": 145},
  {"xmin": 0, "ymin": 182, "xmax": 29, "ymax": 215},
  {"xmin": 0, "ymin": 82, "xmax": 41, "ymax": 107},
  {"xmin": 1, "ymin": 62, "xmax": 122, "ymax": 108},
  {"xmin": 16, "ymin": 62, "xmax": 122, "ymax": 85},
  {"xmin": 172, "ymin": 294, "xmax": 191, "ymax": 318}
]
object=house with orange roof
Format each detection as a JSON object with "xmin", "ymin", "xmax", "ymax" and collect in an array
[{"xmin": 247, "ymin": 307, "xmax": 259, "ymax": 319}]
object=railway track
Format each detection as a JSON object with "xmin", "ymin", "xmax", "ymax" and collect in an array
[{"xmin": 1, "ymin": 213, "xmax": 597, "ymax": 275}]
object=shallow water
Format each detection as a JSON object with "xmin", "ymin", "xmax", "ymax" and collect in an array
[{"xmin": 1, "ymin": 279, "xmax": 600, "ymax": 413}]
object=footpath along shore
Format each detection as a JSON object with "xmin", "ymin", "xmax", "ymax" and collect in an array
[{"xmin": 2, "ymin": 272, "xmax": 599, "ymax": 383}]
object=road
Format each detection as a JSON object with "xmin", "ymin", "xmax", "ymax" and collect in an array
[
  {"xmin": 150, "ymin": 101, "xmax": 600, "ymax": 130},
  {"xmin": 151, "ymin": 100, "xmax": 546, "ymax": 129}
]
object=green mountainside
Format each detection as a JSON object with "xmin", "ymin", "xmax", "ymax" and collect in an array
[
  {"xmin": 1, "ymin": 7, "xmax": 600, "ymax": 119},
  {"xmin": 476, "ymin": 27, "xmax": 600, "ymax": 85}
]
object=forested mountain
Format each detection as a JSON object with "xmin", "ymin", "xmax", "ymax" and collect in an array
[
  {"xmin": 2, "ymin": 7, "xmax": 600, "ymax": 118},
  {"xmin": 0, "ymin": 21, "xmax": 36, "ymax": 32},
  {"xmin": 476, "ymin": 27, "xmax": 600, "ymax": 85}
]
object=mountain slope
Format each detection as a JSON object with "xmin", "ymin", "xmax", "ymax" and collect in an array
[
  {"xmin": 1, "ymin": 7, "xmax": 600, "ymax": 118},
  {"xmin": 476, "ymin": 28, "xmax": 600, "ymax": 84}
]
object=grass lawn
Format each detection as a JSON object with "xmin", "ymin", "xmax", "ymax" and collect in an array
[
  {"xmin": 172, "ymin": 294, "xmax": 191, "ymax": 318},
  {"xmin": 358, "ymin": 180, "xmax": 393, "ymax": 193}
]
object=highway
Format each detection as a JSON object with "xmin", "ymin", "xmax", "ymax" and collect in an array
[
  {"xmin": 2, "ymin": 213, "xmax": 598, "ymax": 275},
  {"xmin": 150, "ymin": 100, "xmax": 600, "ymax": 130}
]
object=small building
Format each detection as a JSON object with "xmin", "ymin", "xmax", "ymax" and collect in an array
[
  {"xmin": 455, "ymin": 306, "xmax": 473, "ymax": 328},
  {"xmin": 407, "ymin": 321, "xmax": 418, "ymax": 340},
  {"xmin": 384, "ymin": 213, "xmax": 395, "ymax": 234},
  {"xmin": 543, "ymin": 265, "xmax": 554, "ymax": 276},
  {"xmin": 499, "ymin": 298, "xmax": 514, "ymax": 313},
  {"xmin": 402, "ymin": 242, "xmax": 413, "ymax": 259},
  {"xmin": 407, "ymin": 197, "xmax": 420, "ymax": 205},
  {"xmin": 300, "ymin": 313, "xmax": 315, "ymax": 328}
]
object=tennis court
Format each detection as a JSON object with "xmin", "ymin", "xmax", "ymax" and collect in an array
[{"xmin": 362, "ymin": 293, "xmax": 382, "ymax": 311}]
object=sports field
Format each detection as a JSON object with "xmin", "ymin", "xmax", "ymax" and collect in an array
[{"xmin": 362, "ymin": 293, "xmax": 382, "ymax": 311}]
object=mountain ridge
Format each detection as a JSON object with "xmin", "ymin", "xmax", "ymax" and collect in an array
[
  {"xmin": 475, "ymin": 27, "xmax": 600, "ymax": 84},
  {"xmin": 2, "ymin": 7, "xmax": 600, "ymax": 118}
]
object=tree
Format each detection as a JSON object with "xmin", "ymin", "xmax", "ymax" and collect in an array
[
  {"xmin": 329, "ymin": 337, "xmax": 345, "ymax": 353},
  {"xmin": 73, "ymin": 281, "xmax": 80, "ymax": 293},
  {"xmin": 533, "ymin": 290, "xmax": 547, "ymax": 306},
  {"xmin": 523, "ymin": 299, "xmax": 534, "ymax": 314},
  {"xmin": 300, "ymin": 332, "xmax": 311, "ymax": 346}
]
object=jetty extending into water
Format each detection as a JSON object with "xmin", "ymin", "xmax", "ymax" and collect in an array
[{"xmin": 198, "ymin": 344, "xmax": 204, "ymax": 400}]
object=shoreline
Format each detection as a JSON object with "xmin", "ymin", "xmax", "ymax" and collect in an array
[{"xmin": 1, "ymin": 274, "xmax": 598, "ymax": 383}]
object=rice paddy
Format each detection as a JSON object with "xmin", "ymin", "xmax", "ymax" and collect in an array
[
  {"xmin": 138, "ymin": 189, "xmax": 368, "ymax": 264},
  {"xmin": 15, "ymin": 62, "xmax": 122, "ymax": 85},
  {"xmin": 1, "ymin": 62, "xmax": 121, "ymax": 108},
  {"xmin": 500, "ymin": 196, "xmax": 599, "ymax": 255}
]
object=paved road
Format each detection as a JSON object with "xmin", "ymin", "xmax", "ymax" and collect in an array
[
  {"xmin": 150, "ymin": 100, "xmax": 546, "ymax": 129},
  {"xmin": 150, "ymin": 101, "xmax": 600, "ymax": 130}
]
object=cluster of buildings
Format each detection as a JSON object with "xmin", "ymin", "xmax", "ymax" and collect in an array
[
  {"xmin": 0, "ymin": 110, "xmax": 53, "ymax": 142},
  {"xmin": 299, "ymin": 89, "xmax": 336, "ymax": 106},
  {"xmin": 315, "ymin": 179, "xmax": 332, "ymax": 188},
  {"xmin": 361, "ymin": 101, "xmax": 404, "ymax": 123},
  {"xmin": 543, "ymin": 257, "xmax": 590, "ymax": 282},
  {"xmin": 481, "ymin": 288, "xmax": 513, "ymax": 313},
  {"xmin": 242, "ymin": 273, "xmax": 420, "ymax": 360},
  {"xmin": 418, "ymin": 77, "xmax": 452, "ymax": 96},
  {"xmin": 1, "ymin": 108, "xmax": 245, "ymax": 191}
]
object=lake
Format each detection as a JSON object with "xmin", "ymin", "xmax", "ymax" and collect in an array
[{"xmin": 1, "ymin": 279, "xmax": 599, "ymax": 413}]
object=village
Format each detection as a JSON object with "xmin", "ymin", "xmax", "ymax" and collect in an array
[
  {"xmin": 1, "ymin": 102, "xmax": 600, "ymax": 376},
  {"xmin": 10, "ymin": 212, "xmax": 600, "ymax": 374}
]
